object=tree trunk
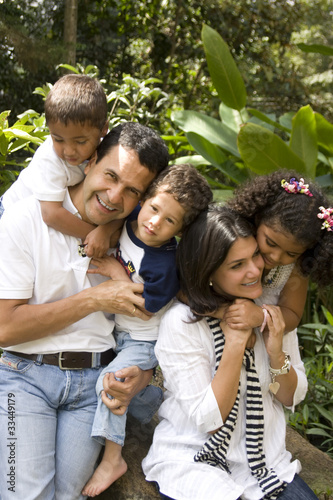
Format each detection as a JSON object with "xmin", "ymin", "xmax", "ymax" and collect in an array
[{"xmin": 64, "ymin": 0, "xmax": 78, "ymax": 66}]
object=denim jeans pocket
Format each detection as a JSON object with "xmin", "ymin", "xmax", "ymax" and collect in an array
[{"xmin": 0, "ymin": 352, "xmax": 34, "ymax": 373}]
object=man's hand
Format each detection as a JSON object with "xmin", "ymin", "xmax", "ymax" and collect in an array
[
  {"xmin": 101, "ymin": 366, "xmax": 153, "ymax": 414},
  {"xmin": 91, "ymin": 279, "xmax": 151, "ymax": 319}
]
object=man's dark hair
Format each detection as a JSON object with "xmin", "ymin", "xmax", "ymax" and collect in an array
[{"xmin": 96, "ymin": 122, "xmax": 169, "ymax": 175}]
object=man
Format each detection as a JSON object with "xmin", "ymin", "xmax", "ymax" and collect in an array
[{"xmin": 0, "ymin": 122, "xmax": 169, "ymax": 499}]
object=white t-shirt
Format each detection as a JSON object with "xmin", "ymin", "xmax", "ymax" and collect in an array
[
  {"xmin": 0, "ymin": 190, "xmax": 115, "ymax": 354},
  {"xmin": 2, "ymin": 136, "xmax": 86, "ymax": 208},
  {"xmin": 142, "ymin": 300, "xmax": 307, "ymax": 500}
]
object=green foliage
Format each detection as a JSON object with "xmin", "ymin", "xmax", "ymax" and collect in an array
[
  {"xmin": 106, "ymin": 74, "xmax": 170, "ymax": 130},
  {"xmin": 201, "ymin": 24, "xmax": 247, "ymax": 111},
  {"xmin": 170, "ymin": 25, "xmax": 333, "ymax": 195},
  {"xmin": 287, "ymin": 306, "xmax": 333, "ymax": 458},
  {"xmin": 298, "ymin": 43, "xmax": 333, "ymax": 56},
  {"xmin": 0, "ymin": 110, "xmax": 47, "ymax": 195},
  {"xmin": 3, "ymin": 0, "xmax": 333, "ymax": 128},
  {"xmin": 0, "ymin": 68, "xmax": 173, "ymax": 192}
]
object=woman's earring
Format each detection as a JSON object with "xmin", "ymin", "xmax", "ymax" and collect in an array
[{"xmin": 209, "ymin": 280, "xmax": 213, "ymax": 286}]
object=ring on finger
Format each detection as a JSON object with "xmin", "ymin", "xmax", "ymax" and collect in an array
[{"xmin": 132, "ymin": 306, "xmax": 136, "ymax": 315}]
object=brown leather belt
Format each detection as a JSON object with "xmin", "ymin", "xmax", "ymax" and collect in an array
[{"xmin": 6, "ymin": 349, "xmax": 116, "ymax": 370}]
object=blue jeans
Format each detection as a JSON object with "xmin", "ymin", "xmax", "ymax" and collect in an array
[
  {"xmin": 278, "ymin": 474, "xmax": 318, "ymax": 499},
  {"xmin": 0, "ymin": 351, "xmax": 103, "ymax": 499},
  {"xmin": 0, "ymin": 349, "xmax": 162, "ymax": 499},
  {"xmin": 92, "ymin": 330, "xmax": 160, "ymax": 446},
  {"xmin": 158, "ymin": 475, "xmax": 318, "ymax": 500}
]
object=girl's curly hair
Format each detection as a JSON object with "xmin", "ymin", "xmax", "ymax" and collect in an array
[{"xmin": 227, "ymin": 169, "xmax": 333, "ymax": 287}]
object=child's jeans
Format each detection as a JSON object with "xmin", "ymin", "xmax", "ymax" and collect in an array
[{"xmin": 91, "ymin": 330, "xmax": 161, "ymax": 446}]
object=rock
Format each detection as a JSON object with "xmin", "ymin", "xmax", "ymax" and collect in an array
[
  {"xmin": 286, "ymin": 426, "xmax": 333, "ymax": 499},
  {"xmin": 95, "ymin": 413, "xmax": 160, "ymax": 500}
]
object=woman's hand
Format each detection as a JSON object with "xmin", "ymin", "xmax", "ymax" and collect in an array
[
  {"xmin": 221, "ymin": 319, "xmax": 254, "ymax": 350},
  {"xmin": 263, "ymin": 305, "xmax": 297, "ymax": 406}
]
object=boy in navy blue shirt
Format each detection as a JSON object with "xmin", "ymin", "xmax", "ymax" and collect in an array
[{"xmin": 83, "ymin": 163, "xmax": 213, "ymax": 496}]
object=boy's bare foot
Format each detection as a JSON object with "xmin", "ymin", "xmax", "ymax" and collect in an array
[{"xmin": 82, "ymin": 456, "xmax": 127, "ymax": 497}]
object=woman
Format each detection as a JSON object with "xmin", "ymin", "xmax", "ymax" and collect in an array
[{"xmin": 142, "ymin": 205, "xmax": 316, "ymax": 500}]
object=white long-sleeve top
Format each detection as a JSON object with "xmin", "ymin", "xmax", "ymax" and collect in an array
[{"xmin": 142, "ymin": 299, "xmax": 308, "ymax": 500}]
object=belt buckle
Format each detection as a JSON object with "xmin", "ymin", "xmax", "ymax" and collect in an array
[
  {"xmin": 58, "ymin": 352, "xmax": 94, "ymax": 370},
  {"xmin": 58, "ymin": 352, "xmax": 68, "ymax": 370},
  {"xmin": 58, "ymin": 352, "xmax": 82, "ymax": 370}
]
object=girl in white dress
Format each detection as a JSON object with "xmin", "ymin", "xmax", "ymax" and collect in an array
[{"xmin": 223, "ymin": 170, "xmax": 333, "ymax": 335}]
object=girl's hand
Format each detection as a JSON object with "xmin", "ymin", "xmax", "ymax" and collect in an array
[
  {"xmin": 224, "ymin": 299, "xmax": 264, "ymax": 330},
  {"xmin": 262, "ymin": 304, "xmax": 285, "ymax": 358}
]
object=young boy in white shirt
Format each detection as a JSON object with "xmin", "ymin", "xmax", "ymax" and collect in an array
[{"xmin": 1, "ymin": 74, "xmax": 120, "ymax": 257}]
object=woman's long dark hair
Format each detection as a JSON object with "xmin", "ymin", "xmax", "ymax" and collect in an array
[{"xmin": 177, "ymin": 204, "xmax": 256, "ymax": 317}]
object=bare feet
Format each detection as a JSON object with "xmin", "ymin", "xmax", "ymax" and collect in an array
[{"xmin": 82, "ymin": 455, "xmax": 127, "ymax": 497}]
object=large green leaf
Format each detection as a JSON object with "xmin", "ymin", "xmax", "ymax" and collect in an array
[
  {"xmin": 297, "ymin": 43, "xmax": 333, "ymax": 56},
  {"xmin": 219, "ymin": 103, "xmax": 249, "ymax": 132},
  {"xmin": 290, "ymin": 105, "xmax": 317, "ymax": 178},
  {"xmin": 0, "ymin": 111, "xmax": 10, "ymax": 131},
  {"xmin": 186, "ymin": 131, "xmax": 246, "ymax": 184},
  {"xmin": 316, "ymin": 173, "xmax": 333, "ymax": 188},
  {"xmin": 4, "ymin": 128, "xmax": 44, "ymax": 144},
  {"xmin": 315, "ymin": 113, "xmax": 333, "ymax": 156},
  {"xmin": 172, "ymin": 110, "xmax": 239, "ymax": 157},
  {"xmin": 201, "ymin": 24, "xmax": 246, "ymax": 111},
  {"xmin": 172, "ymin": 155, "xmax": 211, "ymax": 167},
  {"xmin": 247, "ymin": 109, "xmax": 290, "ymax": 134},
  {"xmin": 313, "ymin": 404, "xmax": 333, "ymax": 424},
  {"xmin": 0, "ymin": 132, "xmax": 8, "ymax": 156},
  {"xmin": 238, "ymin": 123, "xmax": 306, "ymax": 174},
  {"xmin": 279, "ymin": 112, "xmax": 295, "ymax": 131}
]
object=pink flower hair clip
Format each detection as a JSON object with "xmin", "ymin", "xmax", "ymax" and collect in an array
[
  {"xmin": 281, "ymin": 178, "xmax": 313, "ymax": 197},
  {"xmin": 317, "ymin": 206, "xmax": 333, "ymax": 231}
]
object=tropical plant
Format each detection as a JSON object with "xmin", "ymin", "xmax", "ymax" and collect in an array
[
  {"xmin": 171, "ymin": 25, "xmax": 333, "ymax": 194},
  {"xmin": 0, "ymin": 65, "xmax": 174, "ymax": 193},
  {"xmin": 0, "ymin": 110, "xmax": 47, "ymax": 195},
  {"xmin": 287, "ymin": 306, "xmax": 333, "ymax": 458},
  {"xmin": 106, "ymin": 74, "xmax": 170, "ymax": 130}
]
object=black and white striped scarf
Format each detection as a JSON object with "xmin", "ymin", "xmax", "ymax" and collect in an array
[{"xmin": 194, "ymin": 317, "xmax": 286, "ymax": 500}]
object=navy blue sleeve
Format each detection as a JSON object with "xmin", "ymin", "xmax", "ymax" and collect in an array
[{"xmin": 139, "ymin": 247, "xmax": 179, "ymax": 313}]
